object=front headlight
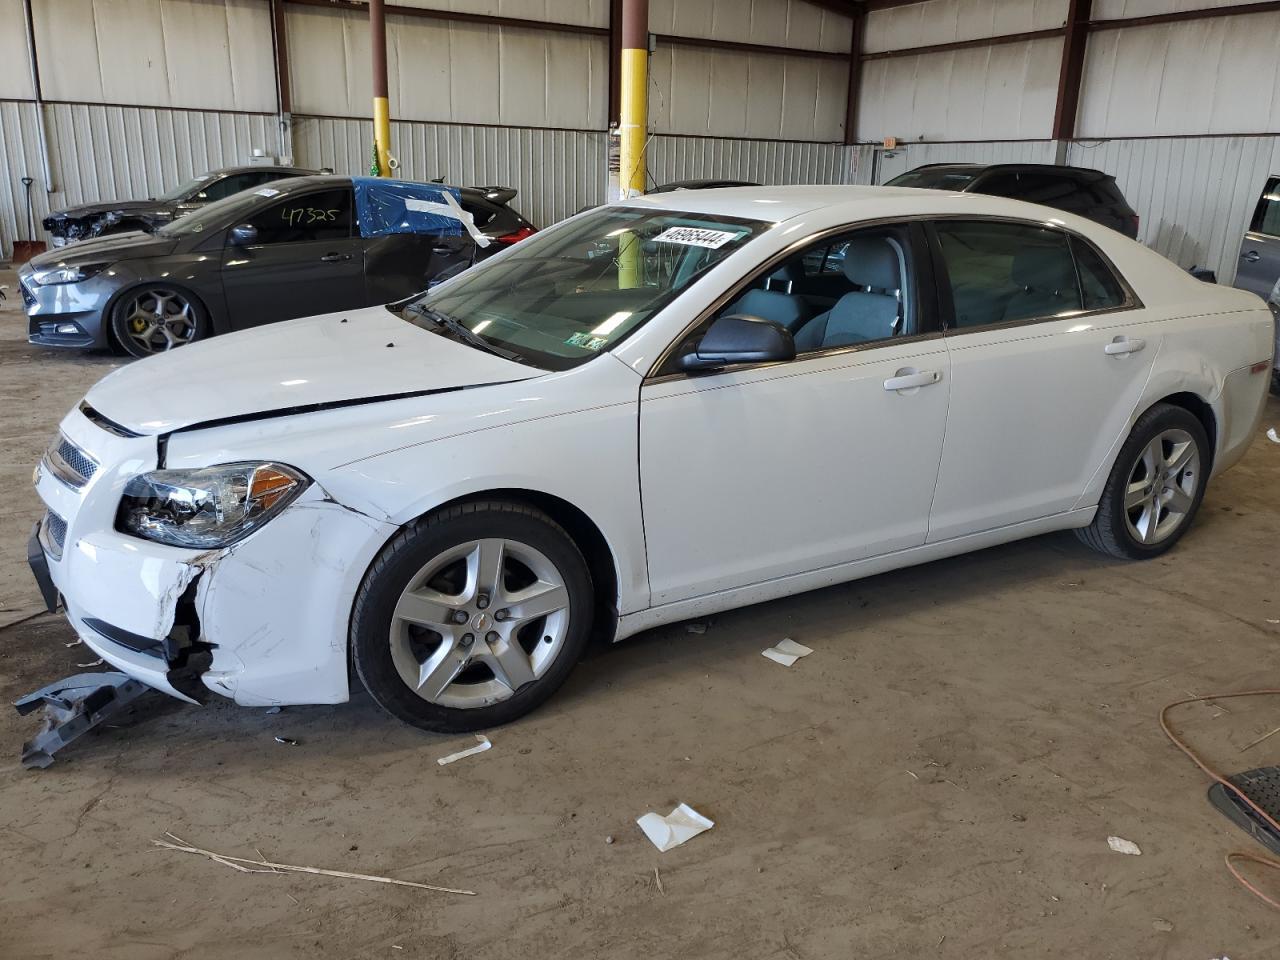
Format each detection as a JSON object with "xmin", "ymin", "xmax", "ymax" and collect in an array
[
  {"xmin": 117, "ymin": 462, "xmax": 309, "ymax": 548},
  {"xmin": 32, "ymin": 262, "xmax": 109, "ymax": 285}
]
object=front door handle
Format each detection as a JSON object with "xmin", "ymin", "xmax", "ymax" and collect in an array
[
  {"xmin": 883, "ymin": 369, "xmax": 941, "ymax": 392},
  {"xmin": 1104, "ymin": 336, "xmax": 1146, "ymax": 356},
  {"xmin": 431, "ymin": 244, "xmax": 455, "ymax": 255},
  {"xmin": 1242, "ymin": 250, "xmax": 1261, "ymax": 263},
  {"xmin": 320, "ymin": 252, "xmax": 352, "ymax": 262}
]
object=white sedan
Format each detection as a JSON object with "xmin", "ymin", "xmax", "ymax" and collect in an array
[{"xmin": 30, "ymin": 187, "xmax": 1275, "ymax": 731}]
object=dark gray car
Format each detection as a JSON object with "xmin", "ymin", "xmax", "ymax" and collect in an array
[{"xmin": 20, "ymin": 175, "xmax": 536, "ymax": 357}]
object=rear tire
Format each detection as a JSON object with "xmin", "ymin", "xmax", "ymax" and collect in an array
[
  {"xmin": 1076, "ymin": 402, "xmax": 1209, "ymax": 560},
  {"xmin": 351, "ymin": 500, "xmax": 594, "ymax": 732}
]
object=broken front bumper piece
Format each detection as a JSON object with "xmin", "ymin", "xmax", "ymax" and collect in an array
[{"xmin": 15, "ymin": 672, "xmax": 150, "ymax": 769}]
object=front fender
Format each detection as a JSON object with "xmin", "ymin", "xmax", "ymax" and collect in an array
[{"xmin": 327, "ymin": 400, "xmax": 650, "ymax": 615}]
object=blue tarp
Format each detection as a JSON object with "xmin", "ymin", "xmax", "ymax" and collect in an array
[{"xmin": 352, "ymin": 177, "xmax": 466, "ymax": 238}]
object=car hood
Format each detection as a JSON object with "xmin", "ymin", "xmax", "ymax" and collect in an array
[
  {"xmin": 47, "ymin": 199, "xmax": 175, "ymax": 221},
  {"xmin": 29, "ymin": 230, "xmax": 180, "ymax": 266},
  {"xmin": 83, "ymin": 305, "xmax": 541, "ymax": 435}
]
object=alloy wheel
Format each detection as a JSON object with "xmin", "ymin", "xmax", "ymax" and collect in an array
[
  {"xmin": 388, "ymin": 538, "xmax": 571, "ymax": 709},
  {"xmin": 121, "ymin": 288, "xmax": 198, "ymax": 353},
  {"xmin": 1123, "ymin": 427, "xmax": 1200, "ymax": 545}
]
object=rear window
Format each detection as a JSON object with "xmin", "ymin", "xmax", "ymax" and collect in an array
[
  {"xmin": 974, "ymin": 172, "xmax": 1087, "ymax": 209},
  {"xmin": 886, "ymin": 168, "xmax": 979, "ymax": 191}
]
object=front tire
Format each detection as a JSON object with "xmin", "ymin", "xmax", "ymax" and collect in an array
[
  {"xmin": 1077, "ymin": 402, "xmax": 1209, "ymax": 560},
  {"xmin": 351, "ymin": 501, "xmax": 594, "ymax": 732},
  {"xmin": 110, "ymin": 284, "xmax": 208, "ymax": 358}
]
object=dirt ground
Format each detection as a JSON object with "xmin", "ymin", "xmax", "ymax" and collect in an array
[{"xmin": 2, "ymin": 266, "xmax": 1279, "ymax": 959}]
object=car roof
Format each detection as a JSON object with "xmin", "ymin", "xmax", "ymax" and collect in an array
[
  {"xmin": 616, "ymin": 184, "xmax": 970, "ymax": 221},
  {"xmin": 209, "ymin": 164, "xmax": 319, "ymax": 176},
  {"xmin": 912, "ymin": 162, "xmax": 1109, "ymax": 178},
  {"xmin": 258, "ymin": 174, "xmax": 514, "ymax": 204},
  {"xmin": 614, "ymin": 183, "xmax": 1120, "ymax": 233}
]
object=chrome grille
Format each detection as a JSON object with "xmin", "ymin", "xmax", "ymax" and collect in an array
[
  {"xmin": 42, "ymin": 511, "xmax": 67, "ymax": 560},
  {"xmin": 45, "ymin": 435, "xmax": 99, "ymax": 490}
]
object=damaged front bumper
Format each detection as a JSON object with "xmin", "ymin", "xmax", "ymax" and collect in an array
[{"xmin": 32, "ymin": 406, "xmax": 396, "ymax": 709}]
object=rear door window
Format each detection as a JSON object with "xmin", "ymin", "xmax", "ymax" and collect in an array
[
  {"xmin": 242, "ymin": 188, "xmax": 354, "ymax": 244},
  {"xmin": 934, "ymin": 220, "xmax": 1083, "ymax": 328}
]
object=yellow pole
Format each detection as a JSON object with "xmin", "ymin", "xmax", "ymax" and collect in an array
[
  {"xmin": 617, "ymin": 0, "xmax": 647, "ymax": 288},
  {"xmin": 370, "ymin": 0, "xmax": 391, "ymax": 177},
  {"xmin": 373, "ymin": 96, "xmax": 391, "ymax": 177}
]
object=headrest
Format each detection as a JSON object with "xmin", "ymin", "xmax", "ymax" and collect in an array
[
  {"xmin": 1011, "ymin": 244, "xmax": 1076, "ymax": 291},
  {"xmin": 842, "ymin": 238, "xmax": 901, "ymax": 290},
  {"xmin": 764, "ymin": 260, "xmax": 804, "ymax": 291}
]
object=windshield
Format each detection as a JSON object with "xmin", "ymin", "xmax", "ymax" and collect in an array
[
  {"xmin": 886, "ymin": 167, "xmax": 979, "ymax": 191},
  {"xmin": 397, "ymin": 206, "xmax": 770, "ymax": 370},
  {"xmin": 157, "ymin": 174, "xmax": 211, "ymax": 202},
  {"xmin": 157, "ymin": 188, "xmax": 278, "ymax": 238}
]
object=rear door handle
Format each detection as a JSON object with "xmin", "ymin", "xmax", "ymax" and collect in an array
[
  {"xmin": 320, "ymin": 252, "xmax": 352, "ymax": 262},
  {"xmin": 1104, "ymin": 336, "xmax": 1146, "ymax": 356},
  {"xmin": 883, "ymin": 369, "xmax": 941, "ymax": 392},
  {"xmin": 1242, "ymin": 250, "xmax": 1261, "ymax": 263}
]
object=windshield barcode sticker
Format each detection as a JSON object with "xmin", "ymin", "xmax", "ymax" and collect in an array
[{"xmin": 652, "ymin": 227, "xmax": 739, "ymax": 249}]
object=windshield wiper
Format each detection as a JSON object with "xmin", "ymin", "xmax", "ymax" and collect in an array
[{"xmin": 405, "ymin": 304, "xmax": 524, "ymax": 362}]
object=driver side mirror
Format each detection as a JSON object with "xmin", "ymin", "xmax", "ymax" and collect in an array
[
  {"xmin": 677, "ymin": 314, "xmax": 796, "ymax": 372},
  {"xmin": 229, "ymin": 223, "xmax": 258, "ymax": 246}
]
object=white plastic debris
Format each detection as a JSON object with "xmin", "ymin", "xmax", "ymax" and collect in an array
[
  {"xmin": 1107, "ymin": 836, "xmax": 1142, "ymax": 856},
  {"xmin": 636, "ymin": 803, "xmax": 714, "ymax": 852},
  {"xmin": 762, "ymin": 638, "xmax": 813, "ymax": 667},
  {"xmin": 437, "ymin": 734, "xmax": 491, "ymax": 766},
  {"xmin": 1267, "ymin": 426, "xmax": 1279, "ymax": 444}
]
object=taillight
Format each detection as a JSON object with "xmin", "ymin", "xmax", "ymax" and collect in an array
[{"xmin": 495, "ymin": 225, "xmax": 536, "ymax": 245}]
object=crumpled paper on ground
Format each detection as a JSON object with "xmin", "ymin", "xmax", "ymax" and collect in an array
[
  {"xmin": 1107, "ymin": 835, "xmax": 1142, "ymax": 855},
  {"xmin": 762, "ymin": 638, "xmax": 813, "ymax": 667},
  {"xmin": 636, "ymin": 803, "xmax": 714, "ymax": 852}
]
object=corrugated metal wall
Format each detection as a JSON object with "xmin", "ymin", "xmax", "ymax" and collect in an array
[
  {"xmin": 292, "ymin": 116, "xmax": 608, "ymax": 226},
  {"xmin": 649, "ymin": 0, "xmax": 851, "ymax": 52},
  {"xmin": 286, "ymin": 5, "xmax": 610, "ymax": 129},
  {"xmin": 863, "ymin": 0, "xmax": 1067, "ymax": 53},
  {"xmin": 1078, "ymin": 10, "xmax": 1280, "ymax": 138},
  {"xmin": 290, "ymin": 118, "xmax": 857, "ymax": 227},
  {"xmin": 30, "ymin": 0, "xmax": 276, "ymax": 113},
  {"xmin": 1067, "ymin": 135, "xmax": 1280, "ymax": 283},
  {"xmin": 649, "ymin": 136, "xmax": 854, "ymax": 190},
  {"xmin": 649, "ymin": 44, "xmax": 849, "ymax": 141}
]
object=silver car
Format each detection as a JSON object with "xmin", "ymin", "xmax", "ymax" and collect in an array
[{"xmin": 1236, "ymin": 175, "xmax": 1280, "ymax": 393}]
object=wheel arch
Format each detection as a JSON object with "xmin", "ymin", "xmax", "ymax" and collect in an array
[
  {"xmin": 396, "ymin": 488, "xmax": 621, "ymax": 644},
  {"xmin": 1153, "ymin": 390, "xmax": 1217, "ymax": 469},
  {"xmin": 103, "ymin": 278, "xmax": 215, "ymax": 353}
]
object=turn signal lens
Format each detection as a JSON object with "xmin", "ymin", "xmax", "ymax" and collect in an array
[{"xmin": 249, "ymin": 467, "xmax": 301, "ymax": 511}]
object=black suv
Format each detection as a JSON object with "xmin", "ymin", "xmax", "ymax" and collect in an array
[{"xmin": 886, "ymin": 163, "xmax": 1140, "ymax": 239}]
